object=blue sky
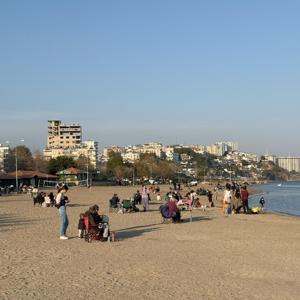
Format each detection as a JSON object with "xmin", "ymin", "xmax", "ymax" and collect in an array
[{"xmin": 0, "ymin": 0, "xmax": 300, "ymax": 155}]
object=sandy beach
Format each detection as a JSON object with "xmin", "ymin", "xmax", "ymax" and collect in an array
[{"xmin": 1, "ymin": 185, "xmax": 299, "ymax": 300}]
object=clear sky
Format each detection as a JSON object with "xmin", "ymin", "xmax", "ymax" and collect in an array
[{"xmin": 0, "ymin": 0, "xmax": 299, "ymax": 155}]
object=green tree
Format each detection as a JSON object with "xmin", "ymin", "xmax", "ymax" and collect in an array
[
  {"xmin": 106, "ymin": 152, "xmax": 124, "ymax": 176},
  {"xmin": 47, "ymin": 156, "xmax": 77, "ymax": 174}
]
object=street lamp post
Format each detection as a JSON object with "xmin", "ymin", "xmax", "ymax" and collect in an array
[
  {"xmin": 86, "ymin": 152, "xmax": 89, "ymax": 188},
  {"xmin": 6, "ymin": 139, "xmax": 24, "ymax": 192},
  {"xmin": 132, "ymin": 168, "xmax": 135, "ymax": 186}
]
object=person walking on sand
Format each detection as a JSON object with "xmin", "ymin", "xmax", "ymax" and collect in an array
[
  {"xmin": 141, "ymin": 185, "xmax": 149, "ymax": 212},
  {"xmin": 55, "ymin": 185, "xmax": 70, "ymax": 240}
]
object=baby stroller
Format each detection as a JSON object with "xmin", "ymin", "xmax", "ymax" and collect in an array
[
  {"xmin": 84, "ymin": 215, "xmax": 111, "ymax": 243},
  {"xmin": 159, "ymin": 204, "xmax": 173, "ymax": 224}
]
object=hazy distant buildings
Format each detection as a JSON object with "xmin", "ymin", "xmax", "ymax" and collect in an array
[
  {"xmin": 206, "ymin": 142, "xmax": 239, "ymax": 156},
  {"xmin": 276, "ymin": 157, "xmax": 300, "ymax": 173},
  {"xmin": 102, "ymin": 141, "xmax": 239, "ymax": 164},
  {"xmin": 142, "ymin": 143, "xmax": 163, "ymax": 158},
  {"xmin": 44, "ymin": 120, "xmax": 98, "ymax": 168},
  {"xmin": 163, "ymin": 147, "xmax": 180, "ymax": 162}
]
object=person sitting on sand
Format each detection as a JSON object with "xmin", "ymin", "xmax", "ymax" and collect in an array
[
  {"xmin": 167, "ymin": 197, "xmax": 181, "ymax": 223},
  {"xmin": 133, "ymin": 190, "xmax": 142, "ymax": 205},
  {"xmin": 85, "ymin": 205, "xmax": 109, "ymax": 240},
  {"xmin": 110, "ymin": 194, "xmax": 120, "ymax": 208}
]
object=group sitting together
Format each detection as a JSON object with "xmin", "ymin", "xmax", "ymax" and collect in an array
[
  {"xmin": 163, "ymin": 188, "xmax": 205, "ymax": 209},
  {"xmin": 33, "ymin": 190, "xmax": 56, "ymax": 207},
  {"xmin": 78, "ymin": 204, "xmax": 110, "ymax": 241},
  {"xmin": 109, "ymin": 191, "xmax": 147, "ymax": 213}
]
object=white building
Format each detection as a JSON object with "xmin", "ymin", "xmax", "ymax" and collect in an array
[
  {"xmin": 277, "ymin": 157, "xmax": 300, "ymax": 173},
  {"xmin": 44, "ymin": 142, "xmax": 98, "ymax": 169},
  {"xmin": 44, "ymin": 120, "xmax": 98, "ymax": 168},
  {"xmin": 121, "ymin": 152, "xmax": 140, "ymax": 163},
  {"xmin": 142, "ymin": 143, "xmax": 163, "ymax": 158},
  {"xmin": 163, "ymin": 147, "xmax": 180, "ymax": 162},
  {"xmin": 47, "ymin": 120, "xmax": 82, "ymax": 149},
  {"xmin": 206, "ymin": 144, "xmax": 224, "ymax": 156},
  {"xmin": 0, "ymin": 144, "xmax": 9, "ymax": 171}
]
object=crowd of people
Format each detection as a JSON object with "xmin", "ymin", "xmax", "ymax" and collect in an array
[
  {"xmin": 222, "ymin": 181, "xmax": 265, "ymax": 215},
  {"xmin": 25, "ymin": 180, "xmax": 265, "ymax": 240}
]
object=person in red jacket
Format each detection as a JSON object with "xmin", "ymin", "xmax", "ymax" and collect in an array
[
  {"xmin": 241, "ymin": 185, "xmax": 250, "ymax": 214},
  {"xmin": 167, "ymin": 198, "xmax": 181, "ymax": 223}
]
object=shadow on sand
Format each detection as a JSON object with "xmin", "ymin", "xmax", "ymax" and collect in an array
[
  {"xmin": 0, "ymin": 197, "xmax": 31, "ymax": 203},
  {"xmin": 181, "ymin": 215, "xmax": 213, "ymax": 223},
  {"xmin": 0, "ymin": 213, "xmax": 37, "ymax": 232},
  {"xmin": 115, "ymin": 223, "xmax": 162, "ymax": 240},
  {"xmin": 117, "ymin": 227, "xmax": 161, "ymax": 240},
  {"xmin": 67, "ymin": 204, "xmax": 89, "ymax": 208}
]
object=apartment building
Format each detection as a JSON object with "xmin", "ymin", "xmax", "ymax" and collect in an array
[
  {"xmin": 47, "ymin": 120, "xmax": 82, "ymax": 149},
  {"xmin": 277, "ymin": 157, "xmax": 300, "ymax": 173},
  {"xmin": 44, "ymin": 121, "xmax": 98, "ymax": 168},
  {"xmin": 142, "ymin": 143, "xmax": 163, "ymax": 158},
  {"xmin": 0, "ymin": 144, "xmax": 9, "ymax": 170}
]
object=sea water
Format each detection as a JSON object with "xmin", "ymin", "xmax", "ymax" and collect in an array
[{"xmin": 250, "ymin": 181, "xmax": 300, "ymax": 217}]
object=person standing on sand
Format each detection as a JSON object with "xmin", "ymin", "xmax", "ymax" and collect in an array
[
  {"xmin": 207, "ymin": 190, "xmax": 214, "ymax": 207},
  {"xmin": 259, "ymin": 196, "xmax": 265, "ymax": 211},
  {"xmin": 223, "ymin": 183, "xmax": 232, "ymax": 214},
  {"xmin": 55, "ymin": 185, "xmax": 70, "ymax": 240},
  {"xmin": 241, "ymin": 185, "xmax": 250, "ymax": 214}
]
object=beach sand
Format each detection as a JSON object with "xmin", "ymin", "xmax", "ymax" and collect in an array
[{"xmin": 1, "ymin": 185, "xmax": 299, "ymax": 300}]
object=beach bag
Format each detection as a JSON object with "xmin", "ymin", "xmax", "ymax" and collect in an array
[{"xmin": 251, "ymin": 207, "xmax": 260, "ymax": 214}]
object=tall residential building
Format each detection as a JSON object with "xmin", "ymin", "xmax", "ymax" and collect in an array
[
  {"xmin": 47, "ymin": 120, "xmax": 82, "ymax": 149},
  {"xmin": 0, "ymin": 144, "xmax": 9, "ymax": 171},
  {"xmin": 44, "ymin": 121, "xmax": 98, "ymax": 168},
  {"xmin": 277, "ymin": 157, "xmax": 300, "ymax": 172}
]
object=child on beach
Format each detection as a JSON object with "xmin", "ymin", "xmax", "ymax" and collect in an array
[
  {"xmin": 156, "ymin": 193, "xmax": 161, "ymax": 202},
  {"xmin": 78, "ymin": 213, "xmax": 86, "ymax": 238}
]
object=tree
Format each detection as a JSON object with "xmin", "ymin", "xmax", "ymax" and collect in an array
[
  {"xmin": 106, "ymin": 152, "xmax": 123, "ymax": 176},
  {"xmin": 76, "ymin": 155, "xmax": 95, "ymax": 172},
  {"xmin": 6, "ymin": 146, "xmax": 34, "ymax": 172},
  {"xmin": 32, "ymin": 151, "xmax": 49, "ymax": 173},
  {"xmin": 47, "ymin": 156, "xmax": 77, "ymax": 174}
]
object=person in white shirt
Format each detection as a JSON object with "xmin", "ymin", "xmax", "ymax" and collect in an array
[
  {"xmin": 56, "ymin": 185, "xmax": 70, "ymax": 240},
  {"xmin": 223, "ymin": 183, "xmax": 232, "ymax": 214}
]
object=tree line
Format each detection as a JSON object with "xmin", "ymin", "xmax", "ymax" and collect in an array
[{"xmin": 4, "ymin": 146, "xmax": 93, "ymax": 175}]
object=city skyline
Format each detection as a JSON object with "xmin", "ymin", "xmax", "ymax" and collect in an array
[{"xmin": 1, "ymin": 1, "xmax": 300, "ymax": 155}]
